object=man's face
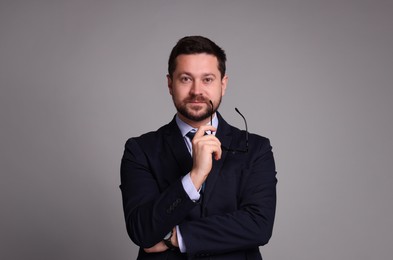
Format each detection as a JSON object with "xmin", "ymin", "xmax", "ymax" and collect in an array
[{"xmin": 167, "ymin": 53, "xmax": 228, "ymax": 126}]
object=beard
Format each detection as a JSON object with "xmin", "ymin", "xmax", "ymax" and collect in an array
[{"xmin": 174, "ymin": 95, "xmax": 221, "ymax": 122}]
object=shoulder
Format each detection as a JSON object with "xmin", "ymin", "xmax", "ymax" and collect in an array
[
  {"xmin": 125, "ymin": 124, "xmax": 169, "ymax": 146},
  {"xmin": 219, "ymin": 113, "xmax": 272, "ymax": 149},
  {"xmin": 234, "ymin": 127, "xmax": 272, "ymax": 154},
  {"xmin": 124, "ymin": 117, "xmax": 178, "ymax": 149},
  {"xmin": 249, "ymin": 132, "xmax": 272, "ymax": 152}
]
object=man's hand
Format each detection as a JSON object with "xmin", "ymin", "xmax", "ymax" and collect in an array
[
  {"xmin": 144, "ymin": 227, "xmax": 178, "ymax": 253},
  {"xmin": 144, "ymin": 241, "xmax": 167, "ymax": 253},
  {"xmin": 190, "ymin": 125, "xmax": 222, "ymax": 190},
  {"xmin": 171, "ymin": 227, "xmax": 179, "ymax": 248}
]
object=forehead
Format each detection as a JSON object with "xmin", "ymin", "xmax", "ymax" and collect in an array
[{"xmin": 174, "ymin": 54, "xmax": 220, "ymax": 75}]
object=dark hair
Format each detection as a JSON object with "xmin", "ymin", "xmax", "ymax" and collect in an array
[{"xmin": 168, "ymin": 36, "xmax": 227, "ymax": 79}]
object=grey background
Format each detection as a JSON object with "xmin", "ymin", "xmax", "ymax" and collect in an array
[{"xmin": 1, "ymin": 0, "xmax": 392, "ymax": 259}]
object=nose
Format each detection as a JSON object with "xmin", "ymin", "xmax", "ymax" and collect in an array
[{"xmin": 190, "ymin": 80, "xmax": 203, "ymax": 96}]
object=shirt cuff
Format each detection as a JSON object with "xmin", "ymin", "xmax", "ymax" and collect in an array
[
  {"xmin": 181, "ymin": 173, "xmax": 201, "ymax": 201},
  {"xmin": 176, "ymin": 225, "xmax": 186, "ymax": 252}
]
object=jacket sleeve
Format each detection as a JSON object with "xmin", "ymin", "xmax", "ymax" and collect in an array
[
  {"xmin": 179, "ymin": 137, "xmax": 277, "ymax": 257},
  {"xmin": 120, "ymin": 138, "xmax": 196, "ymax": 248}
]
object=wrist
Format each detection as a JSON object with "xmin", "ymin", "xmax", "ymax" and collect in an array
[
  {"xmin": 190, "ymin": 170, "xmax": 206, "ymax": 190},
  {"xmin": 163, "ymin": 231, "xmax": 177, "ymax": 250}
]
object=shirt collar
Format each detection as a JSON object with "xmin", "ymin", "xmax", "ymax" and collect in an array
[{"xmin": 175, "ymin": 113, "xmax": 219, "ymax": 137}]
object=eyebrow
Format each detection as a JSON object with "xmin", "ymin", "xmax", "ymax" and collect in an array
[{"xmin": 178, "ymin": 72, "xmax": 216, "ymax": 78}]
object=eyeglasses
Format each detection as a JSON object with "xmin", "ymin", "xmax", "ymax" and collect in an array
[{"xmin": 209, "ymin": 101, "xmax": 249, "ymax": 154}]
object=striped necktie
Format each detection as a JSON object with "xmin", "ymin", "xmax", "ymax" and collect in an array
[{"xmin": 186, "ymin": 130, "xmax": 196, "ymax": 141}]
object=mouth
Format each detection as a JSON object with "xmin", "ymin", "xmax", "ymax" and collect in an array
[
  {"xmin": 186, "ymin": 100, "xmax": 208, "ymax": 113},
  {"xmin": 187, "ymin": 97, "xmax": 208, "ymax": 104},
  {"xmin": 188, "ymin": 100, "xmax": 206, "ymax": 104}
]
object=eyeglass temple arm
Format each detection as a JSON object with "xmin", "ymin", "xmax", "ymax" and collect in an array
[{"xmin": 235, "ymin": 108, "xmax": 249, "ymax": 149}]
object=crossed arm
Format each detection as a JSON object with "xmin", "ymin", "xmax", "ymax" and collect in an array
[{"xmin": 120, "ymin": 127, "xmax": 276, "ymax": 255}]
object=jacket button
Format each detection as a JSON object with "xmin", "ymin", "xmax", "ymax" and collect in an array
[{"xmin": 174, "ymin": 198, "xmax": 182, "ymax": 206}]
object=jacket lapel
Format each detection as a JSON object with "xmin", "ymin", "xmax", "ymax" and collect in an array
[{"xmin": 164, "ymin": 117, "xmax": 193, "ymax": 176}]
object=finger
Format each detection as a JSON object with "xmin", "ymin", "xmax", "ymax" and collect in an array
[
  {"xmin": 212, "ymin": 145, "xmax": 222, "ymax": 160},
  {"xmin": 171, "ymin": 227, "xmax": 179, "ymax": 247},
  {"xmin": 193, "ymin": 134, "xmax": 221, "ymax": 147},
  {"xmin": 198, "ymin": 140, "xmax": 222, "ymax": 160},
  {"xmin": 144, "ymin": 241, "xmax": 167, "ymax": 253},
  {"xmin": 193, "ymin": 139, "xmax": 221, "ymax": 152},
  {"xmin": 194, "ymin": 125, "xmax": 217, "ymax": 138}
]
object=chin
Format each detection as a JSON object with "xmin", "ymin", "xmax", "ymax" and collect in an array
[
  {"xmin": 175, "ymin": 102, "xmax": 212, "ymax": 122},
  {"xmin": 189, "ymin": 107, "xmax": 209, "ymax": 116},
  {"xmin": 186, "ymin": 111, "xmax": 211, "ymax": 122}
]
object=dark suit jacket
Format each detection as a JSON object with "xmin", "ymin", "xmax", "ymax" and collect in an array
[{"xmin": 120, "ymin": 113, "xmax": 277, "ymax": 259}]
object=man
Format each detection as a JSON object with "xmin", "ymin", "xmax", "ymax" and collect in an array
[{"xmin": 120, "ymin": 36, "xmax": 277, "ymax": 259}]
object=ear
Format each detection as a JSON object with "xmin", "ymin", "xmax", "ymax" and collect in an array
[
  {"xmin": 167, "ymin": 74, "xmax": 173, "ymax": 95},
  {"xmin": 221, "ymin": 75, "xmax": 228, "ymax": 96}
]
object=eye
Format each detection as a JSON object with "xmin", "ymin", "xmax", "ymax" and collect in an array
[
  {"xmin": 203, "ymin": 77, "xmax": 214, "ymax": 84},
  {"xmin": 180, "ymin": 76, "xmax": 192, "ymax": 83}
]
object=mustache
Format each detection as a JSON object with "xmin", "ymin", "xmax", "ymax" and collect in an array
[{"xmin": 185, "ymin": 95, "xmax": 209, "ymax": 103}]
